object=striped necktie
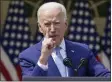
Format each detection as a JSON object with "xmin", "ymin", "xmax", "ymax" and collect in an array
[{"xmin": 55, "ymin": 47, "xmax": 67, "ymax": 77}]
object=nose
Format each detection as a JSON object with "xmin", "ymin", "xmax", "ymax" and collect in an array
[{"xmin": 50, "ymin": 24, "xmax": 56, "ymax": 33}]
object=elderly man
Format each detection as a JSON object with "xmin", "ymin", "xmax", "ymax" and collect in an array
[{"xmin": 19, "ymin": 2, "xmax": 110, "ymax": 77}]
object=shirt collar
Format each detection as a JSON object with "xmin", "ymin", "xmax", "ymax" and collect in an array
[{"xmin": 59, "ymin": 38, "xmax": 66, "ymax": 51}]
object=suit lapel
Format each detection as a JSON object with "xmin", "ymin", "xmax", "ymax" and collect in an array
[
  {"xmin": 65, "ymin": 40, "xmax": 77, "ymax": 76},
  {"xmin": 48, "ymin": 56, "xmax": 61, "ymax": 76}
]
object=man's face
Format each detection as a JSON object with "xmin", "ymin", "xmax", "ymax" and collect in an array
[{"xmin": 38, "ymin": 8, "xmax": 67, "ymax": 46}]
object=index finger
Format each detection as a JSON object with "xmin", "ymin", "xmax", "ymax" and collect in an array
[{"xmin": 45, "ymin": 28, "xmax": 49, "ymax": 38}]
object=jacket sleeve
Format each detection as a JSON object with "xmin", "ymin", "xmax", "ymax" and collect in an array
[
  {"xmin": 88, "ymin": 51, "xmax": 111, "ymax": 77},
  {"xmin": 19, "ymin": 53, "xmax": 47, "ymax": 77}
]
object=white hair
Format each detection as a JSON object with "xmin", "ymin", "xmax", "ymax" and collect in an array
[{"xmin": 37, "ymin": 2, "xmax": 67, "ymax": 23}]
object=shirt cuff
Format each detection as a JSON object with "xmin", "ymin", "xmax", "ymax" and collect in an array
[{"xmin": 37, "ymin": 61, "xmax": 48, "ymax": 71}]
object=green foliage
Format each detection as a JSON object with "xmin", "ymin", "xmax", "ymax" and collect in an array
[
  {"xmin": 97, "ymin": 1, "xmax": 110, "ymax": 17},
  {"xmin": 24, "ymin": 0, "xmax": 111, "ymax": 17},
  {"xmin": 24, "ymin": 1, "xmax": 34, "ymax": 17}
]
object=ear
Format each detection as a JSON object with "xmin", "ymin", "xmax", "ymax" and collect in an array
[
  {"xmin": 65, "ymin": 20, "xmax": 68, "ymax": 29},
  {"xmin": 38, "ymin": 23, "xmax": 43, "ymax": 33}
]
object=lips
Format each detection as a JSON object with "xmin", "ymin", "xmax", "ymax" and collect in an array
[{"xmin": 49, "ymin": 35, "xmax": 58, "ymax": 38}]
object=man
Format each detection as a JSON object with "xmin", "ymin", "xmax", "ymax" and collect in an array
[{"xmin": 19, "ymin": 2, "xmax": 110, "ymax": 77}]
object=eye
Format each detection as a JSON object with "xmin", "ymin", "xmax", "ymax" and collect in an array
[
  {"xmin": 44, "ymin": 23, "xmax": 51, "ymax": 27},
  {"xmin": 54, "ymin": 22, "xmax": 60, "ymax": 25}
]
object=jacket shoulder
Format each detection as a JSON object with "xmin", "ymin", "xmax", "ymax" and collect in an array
[
  {"xmin": 66, "ymin": 40, "xmax": 89, "ymax": 50},
  {"xmin": 19, "ymin": 42, "xmax": 41, "ymax": 62}
]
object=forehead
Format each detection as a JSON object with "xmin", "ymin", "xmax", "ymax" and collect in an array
[{"xmin": 40, "ymin": 8, "xmax": 64, "ymax": 22}]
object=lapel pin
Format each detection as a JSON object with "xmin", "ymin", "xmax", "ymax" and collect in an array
[{"xmin": 71, "ymin": 50, "xmax": 74, "ymax": 53}]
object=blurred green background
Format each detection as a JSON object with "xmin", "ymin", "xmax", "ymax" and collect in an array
[{"xmin": 1, "ymin": 0, "xmax": 110, "ymax": 37}]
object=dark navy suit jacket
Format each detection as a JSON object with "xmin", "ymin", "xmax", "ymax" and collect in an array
[{"xmin": 19, "ymin": 39, "xmax": 110, "ymax": 77}]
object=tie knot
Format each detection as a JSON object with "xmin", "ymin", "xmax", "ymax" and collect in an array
[
  {"xmin": 55, "ymin": 46, "xmax": 61, "ymax": 51},
  {"xmin": 55, "ymin": 46, "xmax": 62, "ymax": 57}
]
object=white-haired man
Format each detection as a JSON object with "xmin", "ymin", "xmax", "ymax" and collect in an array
[{"xmin": 19, "ymin": 2, "xmax": 110, "ymax": 78}]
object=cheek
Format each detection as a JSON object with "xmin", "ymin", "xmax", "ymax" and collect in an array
[
  {"xmin": 57, "ymin": 23, "xmax": 67, "ymax": 36},
  {"xmin": 59, "ymin": 28, "xmax": 66, "ymax": 36},
  {"xmin": 41, "ymin": 27, "xmax": 47, "ymax": 35}
]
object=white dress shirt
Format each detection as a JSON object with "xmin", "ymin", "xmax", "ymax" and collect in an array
[{"xmin": 37, "ymin": 39, "xmax": 68, "ymax": 77}]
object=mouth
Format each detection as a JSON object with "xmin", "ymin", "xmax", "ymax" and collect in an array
[{"xmin": 49, "ymin": 35, "xmax": 58, "ymax": 39}]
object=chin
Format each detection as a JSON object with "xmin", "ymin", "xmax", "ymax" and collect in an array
[
  {"xmin": 57, "ymin": 40, "xmax": 62, "ymax": 45},
  {"xmin": 53, "ymin": 40, "xmax": 59, "ymax": 45}
]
